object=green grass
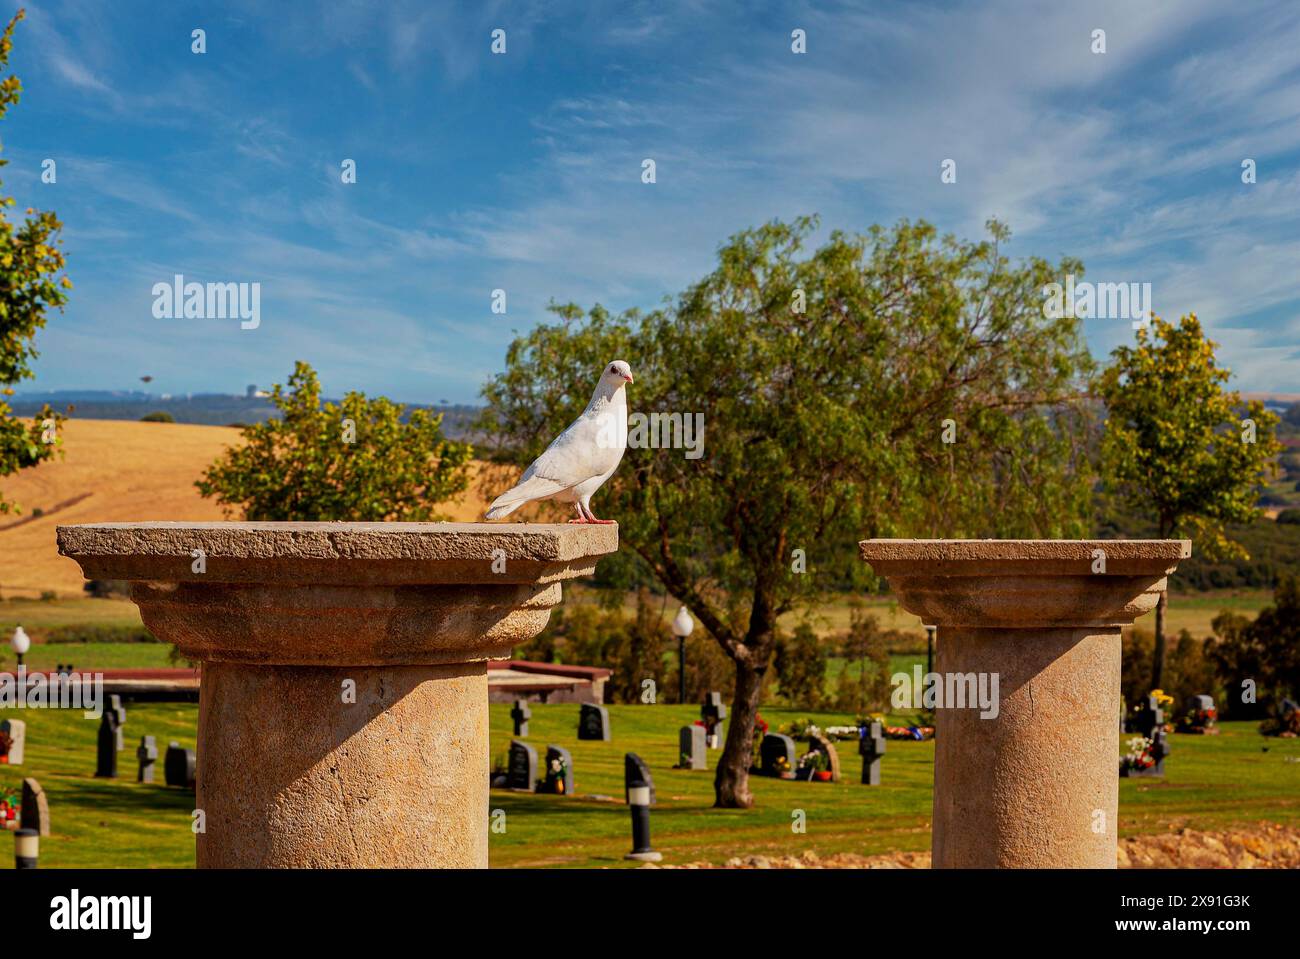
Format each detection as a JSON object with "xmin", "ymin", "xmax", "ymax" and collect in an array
[
  {"xmin": 0, "ymin": 701, "xmax": 198, "ymax": 869},
  {"xmin": 5, "ymin": 644, "xmax": 175, "ymax": 671},
  {"xmin": 3, "ymin": 702, "xmax": 1297, "ymax": 869}
]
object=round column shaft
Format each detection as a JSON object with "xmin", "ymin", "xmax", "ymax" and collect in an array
[{"xmin": 859, "ymin": 539, "xmax": 1190, "ymax": 869}]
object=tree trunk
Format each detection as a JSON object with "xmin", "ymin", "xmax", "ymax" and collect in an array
[
  {"xmin": 714, "ymin": 657, "xmax": 765, "ymax": 808},
  {"xmin": 1151, "ymin": 587, "xmax": 1168, "ymax": 691}
]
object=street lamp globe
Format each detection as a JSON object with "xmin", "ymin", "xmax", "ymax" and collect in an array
[
  {"xmin": 10, "ymin": 625, "xmax": 30, "ymax": 666},
  {"xmin": 671, "ymin": 606, "xmax": 694, "ymax": 639}
]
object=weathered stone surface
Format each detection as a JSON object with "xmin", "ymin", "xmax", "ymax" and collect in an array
[
  {"xmin": 859, "ymin": 538, "xmax": 1190, "ymax": 870},
  {"xmin": 58, "ymin": 522, "xmax": 617, "ymax": 585},
  {"xmin": 57, "ymin": 522, "xmax": 618, "ymax": 869},
  {"xmin": 197, "ymin": 661, "xmax": 487, "ymax": 868}
]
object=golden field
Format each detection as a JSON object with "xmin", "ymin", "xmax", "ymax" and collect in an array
[{"xmin": 0, "ymin": 418, "xmax": 492, "ymax": 598}]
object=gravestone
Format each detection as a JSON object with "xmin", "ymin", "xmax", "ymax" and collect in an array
[
  {"xmin": 20, "ymin": 778, "xmax": 49, "ymax": 836},
  {"xmin": 859, "ymin": 721, "xmax": 887, "ymax": 785},
  {"xmin": 0, "ymin": 718, "xmax": 25, "ymax": 765},
  {"xmin": 1133, "ymin": 693, "xmax": 1164, "ymax": 739},
  {"xmin": 1123, "ymin": 727, "xmax": 1171, "ymax": 777},
  {"xmin": 137, "ymin": 736, "xmax": 159, "ymax": 783},
  {"xmin": 506, "ymin": 739, "xmax": 537, "ymax": 792},
  {"xmin": 678, "ymin": 725, "xmax": 707, "ymax": 770},
  {"xmin": 164, "ymin": 741, "xmax": 196, "ymax": 789},
  {"xmin": 511, "ymin": 699, "xmax": 532, "ymax": 737},
  {"xmin": 759, "ymin": 733, "xmax": 796, "ymax": 778},
  {"xmin": 577, "ymin": 703, "xmax": 611, "ymax": 741},
  {"xmin": 1179, "ymin": 694, "xmax": 1218, "ymax": 734},
  {"xmin": 540, "ymin": 745, "xmax": 574, "ymax": 795},
  {"xmin": 109, "ymin": 694, "xmax": 127, "ymax": 751},
  {"xmin": 624, "ymin": 752, "xmax": 655, "ymax": 805},
  {"xmin": 807, "ymin": 729, "xmax": 842, "ymax": 782},
  {"xmin": 95, "ymin": 712, "xmax": 118, "ymax": 778},
  {"xmin": 701, "ymin": 692, "xmax": 727, "ymax": 749}
]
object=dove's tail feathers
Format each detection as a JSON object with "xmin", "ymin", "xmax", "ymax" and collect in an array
[
  {"xmin": 484, "ymin": 500, "xmax": 522, "ymax": 520},
  {"xmin": 484, "ymin": 476, "xmax": 570, "ymax": 520}
]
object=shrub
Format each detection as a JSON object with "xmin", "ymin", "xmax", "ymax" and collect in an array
[
  {"xmin": 1277, "ymin": 508, "xmax": 1300, "ymax": 525},
  {"xmin": 42, "ymin": 623, "xmax": 159, "ymax": 644},
  {"xmin": 140, "ymin": 411, "xmax": 175, "ymax": 423}
]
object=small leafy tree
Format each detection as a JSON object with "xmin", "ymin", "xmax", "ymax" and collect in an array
[
  {"xmin": 0, "ymin": 9, "xmax": 70, "ymax": 514},
  {"xmin": 1098, "ymin": 314, "xmax": 1282, "ymax": 690},
  {"xmin": 197, "ymin": 361, "xmax": 472, "ymax": 520}
]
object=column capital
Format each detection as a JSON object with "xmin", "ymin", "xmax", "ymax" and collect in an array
[
  {"xmin": 58, "ymin": 522, "xmax": 618, "ymax": 666},
  {"xmin": 859, "ymin": 539, "xmax": 1191, "ymax": 629}
]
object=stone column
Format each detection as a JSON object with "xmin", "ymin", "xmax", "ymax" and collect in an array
[
  {"xmin": 859, "ymin": 539, "xmax": 1189, "ymax": 869},
  {"xmin": 58, "ymin": 522, "xmax": 617, "ymax": 868}
]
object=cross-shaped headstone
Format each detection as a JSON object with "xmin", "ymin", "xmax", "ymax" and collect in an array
[
  {"xmin": 137, "ymin": 736, "xmax": 159, "ymax": 783},
  {"xmin": 109, "ymin": 694, "xmax": 127, "ymax": 752},
  {"xmin": 511, "ymin": 699, "xmax": 531, "ymax": 737},
  {"xmin": 859, "ymin": 720, "xmax": 887, "ymax": 785}
]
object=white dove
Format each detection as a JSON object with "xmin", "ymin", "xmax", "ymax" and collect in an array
[{"xmin": 485, "ymin": 359, "xmax": 633, "ymax": 524}]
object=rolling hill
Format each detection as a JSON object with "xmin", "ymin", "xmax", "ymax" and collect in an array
[{"xmin": 0, "ymin": 419, "xmax": 492, "ymax": 597}]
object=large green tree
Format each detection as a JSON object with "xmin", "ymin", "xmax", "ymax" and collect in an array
[
  {"xmin": 1098, "ymin": 313, "xmax": 1282, "ymax": 690},
  {"xmin": 481, "ymin": 217, "xmax": 1096, "ymax": 807},
  {"xmin": 0, "ymin": 9, "xmax": 70, "ymax": 514},
  {"xmin": 197, "ymin": 361, "xmax": 472, "ymax": 520}
]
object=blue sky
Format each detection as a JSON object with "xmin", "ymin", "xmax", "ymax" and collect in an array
[{"xmin": 6, "ymin": 0, "xmax": 1300, "ymax": 404}]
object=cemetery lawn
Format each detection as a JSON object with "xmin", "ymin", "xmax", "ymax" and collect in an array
[{"xmin": 4, "ymin": 702, "xmax": 1298, "ymax": 869}]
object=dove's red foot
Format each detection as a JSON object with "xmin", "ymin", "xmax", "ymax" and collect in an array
[
  {"xmin": 567, "ymin": 517, "xmax": 594, "ymax": 524},
  {"xmin": 586, "ymin": 517, "xmax": 618, "ymax": 525}
]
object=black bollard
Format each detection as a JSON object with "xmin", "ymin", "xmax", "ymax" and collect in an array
[
  {"xmin": 623, "ymin": 780, "xmax": 661, "ymax": 862},
  {"xmin": 15, "ymin": 828, "xmax": 38, "ymax": 869}
]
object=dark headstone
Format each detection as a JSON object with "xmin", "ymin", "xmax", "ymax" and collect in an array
[
  {"xmin": 1133, "ymin": 693, "xmax": 1165, "ymax": 739},
  {"xmin": 20, "ymin": 778, "xmax": 49, "ymax": 837},
  {"xmin": 540, "ymin": 745, "xmax": 574, "ymax": 795},
  {"xmin": 701, "ymin": 692, "xmax": 727, "ymax": 749},
  {"xmin": 511, "ymin": 699, "xmax": 532, "ymax": 737},
  {"xmin": 164, "ymin": 741, "xmax": 196, "ymax": 789},
  {"xmin": 624, "ymin": 752, "xmax": 655, "ymax": 805},
  {"xmin": 859, "ymin": 721, "xmax": 887, "ymax": 785},
  {"xmin": 759, "ymin": 733, "xmax": 796, "ymax": 778},
  {"xmin": 95, "ymin": 712, "xmax": 118, "ymax": 778},
  {"xmin": 136, "ymin": 735, "xmax": 159, "ymax": 784},
  {"xmin": 678, "ymin": 725, "xmax": 707, "ymax": 770},
  {"xmin": 577, "ymin": 703, "xmax": 611, "ymax": 741},
  {"xmin": 506, "ymin": 739, "xmax": 537, "ymax": 792}
]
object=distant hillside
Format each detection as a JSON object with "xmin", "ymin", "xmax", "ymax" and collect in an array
[
  {"xmin": 0, "ymin": 419, "xmax": 493, "ymax": 598},
  {"xmin": 9, "ymin": 390, "xmax": 480, "ymax": 440}
]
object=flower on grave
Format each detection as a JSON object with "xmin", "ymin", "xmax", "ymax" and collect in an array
[
  {"xmin": 1120, "ymin": 736, "xmax": 1156, "ymax": 772},
  {"xmin": 799, "ymin": 750, "xmax": 828, "ymax": 773},
  {"xmin": 774, "ymin": 755, "xmax": 791, "ymax": 773}
]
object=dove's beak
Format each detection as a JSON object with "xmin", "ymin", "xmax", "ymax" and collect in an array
[{"xmin": 623, "ymin": 372, "xmax": 634, "ymax": 383}]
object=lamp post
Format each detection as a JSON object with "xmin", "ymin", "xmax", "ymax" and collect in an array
[
  {"xmin": 14, "ymin": 829, "xmax": 38, "ymax": 869},
  {"xmin": 671, "ymin": 606, "xmax": 694, "ymax": 704},
  {"xmin": 10, "ymin": 625, "xmax": 30, "ymax": 669}
]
